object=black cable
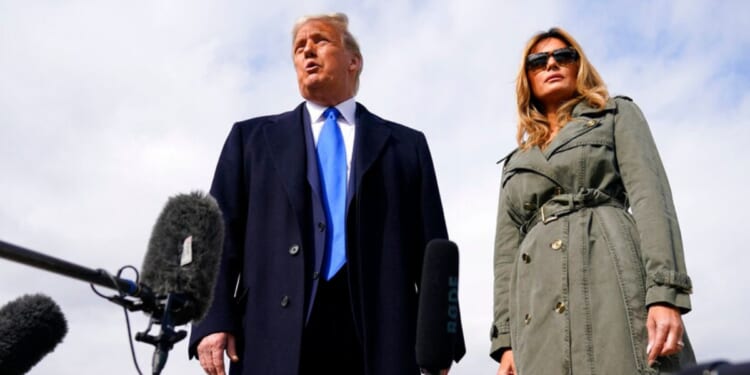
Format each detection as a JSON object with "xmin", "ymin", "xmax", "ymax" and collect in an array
[{"xmin": 90, "ymin": 266, "xmax": 144, "ymax": 375}]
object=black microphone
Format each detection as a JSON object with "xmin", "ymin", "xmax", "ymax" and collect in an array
[
  {"xmin": 140, "ymin": 191, "xmax": 225, "ymax": 326},
  {"xmin": 138, "ymin": 191, "xmax": 224, "ymax": 375},
  {"xmin": 416, "ymin": 239, "xmax": 460, "ymax": 375},
  {"xmin": 0, "ymin": 294, "xmax": 68, "ymax": 375}
]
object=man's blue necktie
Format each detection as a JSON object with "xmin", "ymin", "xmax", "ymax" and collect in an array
[{"xmin": 317, "ymin": 107, "xmax": 346, "ymax": 280}]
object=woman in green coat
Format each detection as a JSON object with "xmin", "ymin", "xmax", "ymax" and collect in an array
[{"xmin": 490, "ymin": 28, "xmax": 696, "ymax": 374}]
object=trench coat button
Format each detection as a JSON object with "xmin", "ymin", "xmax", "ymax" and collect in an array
[
  {"xmin": 288, "ymin": 244, "xmax": 300, "ymax": 256},
  {"xmin": 555, "ymin": 301, "xmax": 566, "ymax": 313},
  {"xmin": 551, "ymin": 239, "xmax": 563, "ymax": 250},
  {"xmin": 312, "ymin": 271, "xmax": 320, "ymax": 280},
  {"xmin": 317, "ymin": 222, "xmax": 326, "ymax": 232},
  {"xmin": 524, "ymin": 314, "xmax": 531, "ymax": 325},
  {"xmin": 523, "ymin": 202, "xmax": 536, "ymax": 211},
  {"xmin": 280, "ymin": 295, "xmax": 290, "ymax": 307},
  {"xmin": 554, "ymin": 186, "xmax": 563, "ymax": 195},
  {"xmin": 521, "ymin": 253, "xmax": 531, "ymax": 263},
  {"xmin": 586, "ymin": 119, "xmax": 597, "ymax": 127}
]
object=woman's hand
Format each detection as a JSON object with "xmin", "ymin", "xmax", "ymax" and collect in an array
[
  {"xmin": 496, "ymin": 349, "xmax": 516, "ymax": 375},
  {"xmin": 647, "ymin": 304, "xmax": 685, "ymax": 365}
]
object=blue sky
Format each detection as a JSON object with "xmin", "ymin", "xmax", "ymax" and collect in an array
[{"xmin": 1, "ymin": 1, "xmax": 749, "ymax": 374}]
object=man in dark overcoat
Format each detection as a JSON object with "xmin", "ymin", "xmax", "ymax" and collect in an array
[{"xmin": 189, "ymin": 12, "xmax": 464, "ymax": 375}]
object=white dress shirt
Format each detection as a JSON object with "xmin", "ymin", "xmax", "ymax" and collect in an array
[{"xmin": 306, "ymin": 98, "xmax": 357, "ymax": 183}]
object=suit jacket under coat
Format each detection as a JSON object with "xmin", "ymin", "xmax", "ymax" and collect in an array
[{"xmin": 189, "ymin": 102, "xmax": 464, "ymax": 374}]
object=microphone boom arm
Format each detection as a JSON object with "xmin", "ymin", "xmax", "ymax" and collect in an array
[{"xmin": 0, "ymin": 239, "xmax": 154, "ymax": 304}]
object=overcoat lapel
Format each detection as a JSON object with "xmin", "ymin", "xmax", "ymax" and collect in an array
[
  {"xmin": 301, "ymin": 106, "xmax": 322, "ymax": 206},
  {"xmin": 263, "ymin": 103, "xmax": 309, "ymax": 227},
  {"xmin": 301, "ymin": 105, "xmax": 327, "ymax": 296},
  {"xmin": 349, "ymin": 103, "xmax": 391, "ymax": 209}
]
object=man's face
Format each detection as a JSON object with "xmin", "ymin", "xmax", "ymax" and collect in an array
[{"xmin": 293, "ymin": 20, "xmax": 360, "ymax": 105}]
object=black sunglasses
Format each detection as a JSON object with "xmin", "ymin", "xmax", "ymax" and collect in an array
[{"xmin": 526, "ymin": 47, "xmax": 579, "ymax": 71}]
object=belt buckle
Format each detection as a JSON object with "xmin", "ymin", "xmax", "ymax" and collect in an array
[{"xmin": 540, "ymin": 206, "xmax": 558, "ymax": 224}]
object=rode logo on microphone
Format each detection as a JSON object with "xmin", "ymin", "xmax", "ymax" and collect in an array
[{"xmin": 447, "ymin": 276, "xmax": 458, "ymax": 334}]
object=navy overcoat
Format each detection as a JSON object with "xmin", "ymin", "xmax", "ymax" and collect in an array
[{"xmin": 189, "ymin": 103, "xmax": 465, "ymax": 374}]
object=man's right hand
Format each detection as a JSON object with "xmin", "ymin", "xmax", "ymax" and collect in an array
[{"xmin": 197, "ymin": 332, "xmax": 239, "ymax": 375}]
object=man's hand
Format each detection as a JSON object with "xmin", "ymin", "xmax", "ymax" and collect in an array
[{"xmin": 197, "ymin": 332, "xmax": 239, "ymax": 375}]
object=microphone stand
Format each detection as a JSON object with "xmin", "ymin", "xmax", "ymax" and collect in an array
[{"xmin": 134, "ymin": 293, "xmax": 188, "ymax": 375}]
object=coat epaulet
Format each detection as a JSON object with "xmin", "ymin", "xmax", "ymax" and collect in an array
[
  {"xmin": 614, "ymin": 95, "xmax": 633, "ymax": 102},
  {"xmin": 496, "ymin": 148, "xmax": 518, "ymax": 166}
]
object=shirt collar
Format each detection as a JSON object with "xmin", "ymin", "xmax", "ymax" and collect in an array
[{"xmin": 306, "ymin": 97, "xmax": 357, "ymax": 125}]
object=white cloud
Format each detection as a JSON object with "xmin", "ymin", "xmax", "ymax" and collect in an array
[{"xmin": 1, "ymin": 1, "xmax": 749, "ymax": 374}]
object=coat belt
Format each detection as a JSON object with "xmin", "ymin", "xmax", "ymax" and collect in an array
[{"xmin": 520, "ymin": 188, "xmax": 625, "ymax": 235}]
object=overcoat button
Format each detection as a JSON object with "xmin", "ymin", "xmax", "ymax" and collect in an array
[
  {"xmin": 523, "ymin": 202, "xmax": 536, "ymax": 211},
  {"xmin": 521, "ymin": 253, "xmax": 531, "ymax": 263},
  {"xmin": 524, "ymin": 314, "xmax": 531, "ymax": 325},
  {"xmin": 280, "ymin": 295, "xmax": 290, "ymax": 307},
  {"xmin": 586, "ymin": 119, "xmax": 597, "ymax": 127},
  {"xmin": 289, "ymin": 244, "xmax": 300, "ymax": 255},
  {"xmin": 551, "ymin": 239, "xmax": 563, "ymax": 250},
  {"xmin": 555, "ymin": 301, "xmax": 567, "ymax": 313},
  {"xmin": 317, "ymin": 222, "xmax": 326, "ymax": 232},
  {"xmin": 312, "ymin": 272, "xmax": 320, "ymax": 280},
  {"xmin": 554, "ymin": 186, "xmax": 563, "ymax": 195}
]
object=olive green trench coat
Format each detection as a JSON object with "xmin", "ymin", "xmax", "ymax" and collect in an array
[{"xmin": 490, "ymin": 97, "xmax": 695, "ymax": 374}]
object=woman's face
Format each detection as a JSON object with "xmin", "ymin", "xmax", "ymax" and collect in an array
[{"xmin": 527, "ymin": 37, "xmax": 579, "ymax": 109}]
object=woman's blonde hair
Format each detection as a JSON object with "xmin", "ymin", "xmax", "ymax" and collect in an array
[{"xmin": 515, "ymin": 27, "xmax": 609, "ymax": 150}]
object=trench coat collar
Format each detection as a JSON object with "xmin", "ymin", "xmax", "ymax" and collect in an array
[
  {"xmin": 542, "ymin": 98, "xmax": 617, "ymax": 159},
  {"xmin": 571, "ymin": 97, "xmax": 617, "ymax": 117},
  {"xmin": 498, "ymin": 98, "xmax": 618, "ymax": 183}
]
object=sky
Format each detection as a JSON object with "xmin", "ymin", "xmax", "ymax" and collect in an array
[{"xmin": 1, "ymin": 0, "xmax": 749, "ymax": 374}]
